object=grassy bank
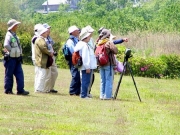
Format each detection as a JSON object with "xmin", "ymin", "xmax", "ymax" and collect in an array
[{"xmin": 0, "ymin": 64, "xmax": 180, "ymax": 135}]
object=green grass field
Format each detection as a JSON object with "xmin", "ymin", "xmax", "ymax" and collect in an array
[{"xmin": 0, "ymin": 64, "xmax": 180, "ymax": 135}]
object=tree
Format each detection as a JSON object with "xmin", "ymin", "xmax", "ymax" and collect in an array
[{"xmin": 0, "ymin": 0, "xmax": 20, "ymax": 21}]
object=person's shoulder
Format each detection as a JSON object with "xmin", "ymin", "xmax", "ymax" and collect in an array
[
  {"xmin": 35, "ymin": 37, "xmax": 46, "ymax": 43},
  {"xmin": 66, "ymin": 38, "xmax": 74, "ymax": 45}
]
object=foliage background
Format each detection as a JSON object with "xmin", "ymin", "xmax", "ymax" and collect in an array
[{"xmin": 0, "ymin": 0, "xmax": 180, "ymax": 78}]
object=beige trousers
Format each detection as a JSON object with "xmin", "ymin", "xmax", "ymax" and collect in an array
[
  {"xmin": 49, "ymin": 56, "xmax": 58, "ymax": 90},
  {"xmin": 34, "ymin": 66, "xmax": 51, "ymax": 92}
]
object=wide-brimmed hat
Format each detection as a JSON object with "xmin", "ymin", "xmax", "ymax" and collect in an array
[
  {"xmin": 43, "ymin": 23, "xmax": 51, "ymax": 29},
  {"xmin": 34, "ymin": 23, "xmax": 42, "ymax": 35},
  {"xmin": 85, "ymin": 25, "xmax": 95, "ymax": 33},
  {"xmin": 98, "ymin": 27, "xmax": 104, "ymax": 34},
  {"xmin": 68, "ymin": 25, "xmax": 79, "ymax": 34},
  {"xmin": 36, "ymin": 25, "xmax": 48, "ymax": 36},
  {"xmin": 99, "ymin": 29, "xmax": 111, "ymax": 40},
  {"xmin": 7, "ymin": 19, "xmax": 21, "ymax": 30},
  {"xmin": 79, "ymin": 28, "xmax": 91, "ymax": 41}
]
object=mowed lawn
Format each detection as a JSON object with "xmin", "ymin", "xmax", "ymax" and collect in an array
[{"xmin": 0, "ymin": 63, "xmax": 180, "ymax": 135}]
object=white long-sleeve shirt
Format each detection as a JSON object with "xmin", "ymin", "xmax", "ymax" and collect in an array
[{"xmin": 74, "ymin": 41, "xmax": 97, "ymax": 70}]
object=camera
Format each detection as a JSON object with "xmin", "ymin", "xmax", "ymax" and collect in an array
[{"xmin": 125, "ymin": 48, "xmax": 132, "ymax": 59}]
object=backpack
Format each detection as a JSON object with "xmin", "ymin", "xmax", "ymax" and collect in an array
[
  {"xmin": 72, "ymin": 51, "xmax": 83, "ymax": 68},
  {"xmin": 95, "ymin": 44, "xmax": 109, "ymax": 66},
  {"xmin": 62, "ymin": 38, "xmax": 75, "ymax": 61}
]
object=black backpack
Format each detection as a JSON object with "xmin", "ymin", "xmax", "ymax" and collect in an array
[{"xmin": 62, "ymin": 38, "xmax": 75, "ymax": 61}]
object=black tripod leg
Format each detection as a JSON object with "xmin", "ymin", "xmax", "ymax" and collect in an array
[
  {"xmin": 113, "ymin": 63, "xmax": 126, "ymax": 99},
  {"xmin": 127, "ymin": 62, "xmax": 142, "ymax": 102}
]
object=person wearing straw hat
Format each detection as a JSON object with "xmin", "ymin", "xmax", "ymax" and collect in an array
[
  {"xmin": 34, "ymin": 25, "xmax": 53, "ymax": 93},
  {"xmin": 43, "ymin": 23, "xmax": 58, "ymax": 93},
  {"xmin": 74, "ymin": 28, "xmax": 96, "ymax": 98},
  {"xmin": 98, "ymin": 27, "xmax": 128, "ymax": 44},
  {"xmin": 3, "ymin": 19, "xmax": 29, "ymax": 95},
  {"xmin": 66, "ymin": 25, "xmax": 81, "ymax": 96},
  {"xmin": 97, "ymin": 29, "xmax": 118, "ymax": 100}
]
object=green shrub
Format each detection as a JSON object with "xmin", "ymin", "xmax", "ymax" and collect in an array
[
  {"xmin": 160, "ymin": 54, "xmax": 180, "ymax": 79},
  {"xmin": 129, "ymin": 56, "xmax": 167, "ymax": 78}
]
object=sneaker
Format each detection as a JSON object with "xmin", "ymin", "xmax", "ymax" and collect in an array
[
  {"xmin": 87, "ymin": 94, "xmax": 93, "ymax": 98},
  {"xmin": 17, "ymin": 91, "xmax": 29, "ymax": 95},
  {"xmin": 49, "ymin": 90, "xmax": 58, "ymax": 93},
  {"xmin": 103, "ymin": 98, "xmax": 112, "ymax": 100},
  {"xmin": 81, "ymin": 97, "xmax": 92, "ymax": 99},
  {"xmin": 4, "ymin": 91, "xmax": 14, "ymax": 94}
]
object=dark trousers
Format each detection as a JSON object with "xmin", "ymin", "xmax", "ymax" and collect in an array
[
  {"xmin": 68, "ymin": 61, "xmax": 81, "ymax": 95},
  {"xmin": 3, "ymin": 58, "xmax": 24, "ymax": 93}
]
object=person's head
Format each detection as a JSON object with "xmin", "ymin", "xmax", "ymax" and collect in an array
[
  {"xmin": 85, "ymin": 25, "xmax": 95, "ymax": 37},
  {"xmin": 7, "ymin": 19, "xmax": 21, "ymax": 32},
  {"xmin": 98, "ymin": 27, "xmax": 104, "ymax": 34},
  {"xmin": 43, "ymin": 23, "xmax": 51, "ymax": 36},
  {"xmin": 99, "ymin": 29, "xmax": 111, "ymax": 40},
  {"xmin": 79, "ymin": 28, "xmax": 91, "ymax": 43},
  {"xmin": 34, "ymin": 23, "xmax": 42, "ymax": 36},
  {"xmin": 36, "ymin": 25, "xmax": 48, "ymax": 38},
  {"xmin": 68, "ymin": 25, "xmax": 80, "ymax": 38}
]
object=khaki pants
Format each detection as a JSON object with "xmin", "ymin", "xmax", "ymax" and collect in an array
[
  {"xmin": 49, "ymin": 57, "xmax": 58, "ymax": 90},
  {"xmin": 35, "ymin": 66, "xmax": 51, "ymax": 92}
]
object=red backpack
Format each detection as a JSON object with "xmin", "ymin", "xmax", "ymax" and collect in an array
[
  {"xmin": 72, "ymin": 51, "xmax": 83, "ymax": 68},
  {"xmin": 95, "ymin": 44, "xmax": 109, "ymax": 66}
]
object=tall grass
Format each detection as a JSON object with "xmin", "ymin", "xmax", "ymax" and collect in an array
[
  {"xmin": 115, "ymin": 32, "xmax": 180, "ymax": 57},
  {"xmin": 0, "ymin": 63, "xmax": 180, "ymax": 135}
]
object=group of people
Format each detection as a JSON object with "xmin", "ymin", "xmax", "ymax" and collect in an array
[
  {"xmin": 66, "ymin": 25, "xmax": 128, "ymax": 99},
  {"xmin": 2, "ymin": 18, "xmax": 128, "ymax": 100}
]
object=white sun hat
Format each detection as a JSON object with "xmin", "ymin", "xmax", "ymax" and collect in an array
[
  {"xmin": 85, "ymin": 25, "xmax": 95, "ymax": 33},
  {"xmin": 43, "ymin": 23, "xmax": 51, "ymax": 29},
  {"xmin": 7, "ymin": 19, "xmax": 21, "ymax": 30},
  {"xmin": 36, "ymin": 25, "xmax": 48, "ymax": 36},
  {"xmin": 68, "ymin": 25, "xmax": 79, "ymax": 34},
  {"xmin": 34, "ymin": 23, "xmax": 43, "ymax": 36},
  {"xmin": 79, "ymin": 28, "xmax": 91, "ymax": 41}
]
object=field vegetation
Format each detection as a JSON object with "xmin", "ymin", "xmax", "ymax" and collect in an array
[{"xmin": 0, "ymin": 64, "xmax": 180, "ymax": 135}]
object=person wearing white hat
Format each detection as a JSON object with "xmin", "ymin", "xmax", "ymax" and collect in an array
[
  {"xmin": 3, "ymin": 19, "xmax": 29, "ymax": 95},
  {"xmin": 43, "ymin": 23, "xmax": 58, "ymax": 93},
  {"xmin": 34, "ymin": 25, "xmax": 54, "ymax": 93},
  {"xmin": 84, "ymin": 25, "xmax": 97, "ymax": 98},
  {"xmin": 31, "ymin": 23, "xmax": 42, "ymax": 65},
  {"xmin": 66, "ymin": 25, "xmax": 81, "ymax": 96},
  {"xmin": 74, "ymin": 28, "xmax": 96, "ymax": 98}
]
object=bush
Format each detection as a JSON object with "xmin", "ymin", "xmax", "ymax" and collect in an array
[
  {"xmin": 160, "ymin": 54, "xmax": 180, "ymax": 79},
  {"xmin": 129, "ymin": 56, "xmax": 167, "ymax": 78}
]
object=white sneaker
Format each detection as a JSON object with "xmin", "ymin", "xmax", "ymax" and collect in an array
[
  {"xmin": 87, "ymin": 94, "xmax": 93, "ymax": 98},
  {"xmin": 84, "ymin": 97, "xmax": 92, "ymax": 99}
]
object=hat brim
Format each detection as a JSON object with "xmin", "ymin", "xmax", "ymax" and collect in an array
[
  {"xmin": 8, "ymin": 22, "xmax": 21, "ymax": 30},
  {"xmin": 88, "ymin": 29, "xmax": 95, "ymax": 33},
  {"xmin": 39, "ymin": 29, "xmax": 48, "ymax": 36},
  {"xmin": 80, "ymin": 33, "xmax": 91, "ymax": 41}
]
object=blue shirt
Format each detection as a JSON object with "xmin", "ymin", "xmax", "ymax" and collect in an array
[{"xmin": 66, "ymin": 35, "xmax": 79, "ymax": 54}]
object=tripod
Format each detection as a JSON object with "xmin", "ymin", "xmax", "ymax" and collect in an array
[{"xmin": 113, "ymin": 55, "xmax": 142, "ymax": 102}]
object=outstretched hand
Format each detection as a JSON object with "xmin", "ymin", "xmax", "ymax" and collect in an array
[{"xmin": 123, "ymin": 38, "xmax": 128, "ymax": 42}]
